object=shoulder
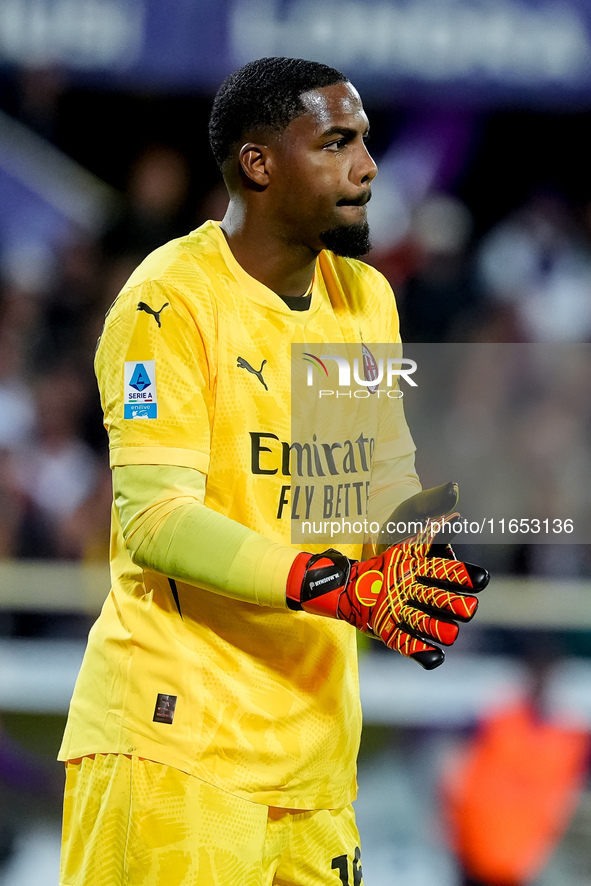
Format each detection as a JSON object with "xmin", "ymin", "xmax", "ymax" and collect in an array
[
  {"xmin": 102, "ymin": 222, "xmax": 230, "ymax": 331},
  {"xmin": 317, "ymin": 251, "xmax": 397, "ymax": 319},
  {"xmin": 318, "ymin": 251, "xmax": 400, "ymax": 343},
  {"xmin": 319, "ymin": 251, "xmax": 395, "ymax": 302},
  {"xmin": 122, "ymin": 221, "xmax": 223, "ymax": 295}
]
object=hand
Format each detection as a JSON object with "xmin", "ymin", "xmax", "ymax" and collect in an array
[
  {"xmin": 373, "ymin": 480, "xmax": 462, "ymax": 555},
  {"xmin": 286, "ymin": 483, "xmax": 489, "ymax": 669}
]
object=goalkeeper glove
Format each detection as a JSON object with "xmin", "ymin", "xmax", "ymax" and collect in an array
[{"xmin": 286, "ymin": 482, "xmax": 489, "ymax": 669}]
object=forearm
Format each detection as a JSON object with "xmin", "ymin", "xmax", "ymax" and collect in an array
[
  {"xmin": 114, "ymin": 464, "xmax": 297, "ymax": 608},
  {"xmin": 113, "ymin": 454, "xmax": 420, "ymax": 607}
]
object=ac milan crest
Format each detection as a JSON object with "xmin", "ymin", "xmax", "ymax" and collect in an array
[{"xmin": 362, "ymin": 344, "xmax": 380, "ymax": 393}]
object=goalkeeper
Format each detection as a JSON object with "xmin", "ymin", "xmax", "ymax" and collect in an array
[{"xmin": 59, "ymin": 57, "xmax": 489, "ymax": 886}]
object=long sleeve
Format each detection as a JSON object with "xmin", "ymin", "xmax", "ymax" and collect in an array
[{"xmin": 114, "ymin": 463, "xmax": 298, "ymax": 608}]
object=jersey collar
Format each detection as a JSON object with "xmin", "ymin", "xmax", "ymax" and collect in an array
[{"xmin": 209, "ymin": 220, "xmax": 323, "ymax": 316}]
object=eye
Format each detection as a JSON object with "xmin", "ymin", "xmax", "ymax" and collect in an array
[{"xmin": 324, "ymin": 137, "xmax": 348, "ymax": 151}]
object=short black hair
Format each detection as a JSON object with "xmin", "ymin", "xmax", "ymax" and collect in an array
[{"xmin": 209, "ymin": 57, "xmax": 348, "ymax": 170}]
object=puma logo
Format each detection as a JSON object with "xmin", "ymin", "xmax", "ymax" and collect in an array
[
  {"xmin": 237, "ymin": 357, "xmax": 268, "ymax": 390},
  {"xmin": 137, "ymin": 301, "xmax": 169, "ymax": 327}
]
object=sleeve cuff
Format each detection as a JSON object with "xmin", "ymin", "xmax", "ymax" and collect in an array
[{"xmin": 110, "ymin": 446, "xmax": 210, "ymax": 473}]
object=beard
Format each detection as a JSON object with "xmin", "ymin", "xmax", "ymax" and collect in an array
[{"xmin": 319, "ymin": 220, "xmax": 372, "ymax": 258}]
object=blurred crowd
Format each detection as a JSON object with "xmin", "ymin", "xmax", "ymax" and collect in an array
[{"xmin": 0, "ymin": 139, "xmax": 204, "ymax": 564}]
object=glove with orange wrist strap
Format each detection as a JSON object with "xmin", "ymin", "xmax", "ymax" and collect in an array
[{"xmin": 286, "ymin": 482, "xmax": 489, "ymax": 669}]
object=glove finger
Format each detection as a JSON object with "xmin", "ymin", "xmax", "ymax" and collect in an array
[
  {"xmin": 416, "ymin": 557, "xmax": 489, "ymax": 592},
  {"xmin": 411, "ymin": 583, "xmax": 479, "ymax": 622},
  {"xmin": 428, "ymin": 542, "xmax": 456, "ymax": 559},
  {"xmin": 381, "ymin": 623, "xmax": 445, "ymax": 667},
  {"xmin": 411, "ymin": 648, "xmax": 446, "ymax": 669},
  {"xmin": 399, "ymin": 606, "xmax": 459, "ymax": 645},
  {"xmin": 370, "ymin": 609, "xmax": 447, "ymax": 669}
]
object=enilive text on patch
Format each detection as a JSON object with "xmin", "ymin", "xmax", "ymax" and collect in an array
[{"xmin": 124, "ymin": 360, "xmax": 157, "ymax": 419}]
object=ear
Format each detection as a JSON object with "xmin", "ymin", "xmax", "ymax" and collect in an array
[{"xmin": 238, "ymin": 142, "xmax": 272, "ymax": 187}]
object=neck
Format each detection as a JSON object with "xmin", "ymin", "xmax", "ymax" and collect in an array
[{"xmin": 220, "ymin": 201, "xmax": 317, "ymax": 298}]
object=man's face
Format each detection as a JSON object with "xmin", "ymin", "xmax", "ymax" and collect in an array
[{"xmin": 267, "ymin": 81, "xmax": 377, "ymax": 258}]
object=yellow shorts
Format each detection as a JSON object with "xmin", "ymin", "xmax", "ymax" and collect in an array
[{"xmin": 60, "ymin": 754, "xmax": 363, "ymax": 886}]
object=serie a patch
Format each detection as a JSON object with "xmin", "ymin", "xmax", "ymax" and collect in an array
[{"xmin": 124, "ymin": 360, "xmax": 157, "ymax": 419}]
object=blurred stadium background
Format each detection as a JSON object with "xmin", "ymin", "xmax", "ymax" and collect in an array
[{"xmin": 1, "ymin": 1, "xmax": 591, "ymax": 884}]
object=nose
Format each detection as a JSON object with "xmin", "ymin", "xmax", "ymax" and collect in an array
[{"xmin": 359, "ymin": 144, "xmax": 378, "ymax": 185}]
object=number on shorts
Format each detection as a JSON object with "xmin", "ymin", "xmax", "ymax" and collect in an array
[
  {"xmin": 331, "ymin": 855, "xmax": 349, "ymax": 884},
  {"xmin": 353, "ymin": 846, "xmax": 363, "ymax": 885},
  {"xmin": 331, "ymin": 847, "xmax": 362, "ymax": 885}
]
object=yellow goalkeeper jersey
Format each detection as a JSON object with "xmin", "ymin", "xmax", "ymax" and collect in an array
[{"xmin": 59, "ymin": 221, "xmax": 415, "ymax": 809}]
